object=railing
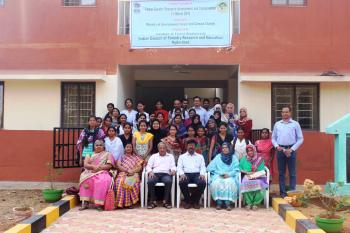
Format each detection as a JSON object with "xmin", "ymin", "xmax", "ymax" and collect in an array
[
  {"xmin": 52, "ymin": 127, "xmax": 264, "ymax": 168},
  {"xmin": 251, "ymin": 129, "xmax": 263, "ymax": 144},
  {"xmin": 53, "ymin": 127, "xmax": 83, "ymax": 168}
]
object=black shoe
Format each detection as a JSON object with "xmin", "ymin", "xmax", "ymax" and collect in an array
[
  {"xmin": 193, "ymin": 204, "xmax": 200, "ymax": 209},
  {"xmin": 184, "ymin": 203, "xmax": 191, "ymax": 209}
]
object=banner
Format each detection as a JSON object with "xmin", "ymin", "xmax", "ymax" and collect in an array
[{"xmin": 130, "ymin": 0, "xmax": 232, "ymax": 48}]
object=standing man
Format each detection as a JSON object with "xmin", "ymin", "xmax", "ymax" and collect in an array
[
  {"xmin": 169, "ymin": 99, "xmax": 189, "ymax": 120},
  {"xmin": 191, "ymin": 96, "xmax": 209, "ymax": 126},
  {"xmin": 147, "ymin": 142, "xmax": 176, "ymax": 209},
  {"xmin": 182, "ymin": 98, "xmax": 189, "ymax": 112},
  {"xmin": 203, "ymin": 98, "xmax": 211, "ymax": 112},
  {"xmin": 272, "ymin": 106, "xmax": 304, "ymax": 198},
  {"xmin": 177, "ymin": 139, "xmax": 206, "ymax": 209}
]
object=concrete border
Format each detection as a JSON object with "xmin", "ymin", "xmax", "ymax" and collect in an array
[
  {"xmin": 4, "ymin": 195, "xmax": 78, "ymax": 233},
  {"xmin": 272, "ymin": 198, "xmax": 326, "ymax": 233}
]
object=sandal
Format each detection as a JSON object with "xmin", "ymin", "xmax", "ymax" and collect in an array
[
  {"xmin": 163, "ymin": 203, "xmax": 172, "ymax": 209},
  {"xmin": 216, "ymin": 205, "xmax": 222, "ymax": 210},
  {"xmin": 96, "ymin": 206, "xmax": 104, "ymax": 212},
  {"xmin": 79, "ymin": 204, "xmax": 89, "ymax": 211},
  {"xmin": 147, "ymin": 202, "xmax": 157, "ymax": 209},
  {"xmin": 226, "ymin": 206, "xmax": 232, "ymax": 211}
]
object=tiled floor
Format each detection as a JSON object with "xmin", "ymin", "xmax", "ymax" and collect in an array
[{"xmin": 43, "ymin": 207, "xmax": 294, "ymax": 233}]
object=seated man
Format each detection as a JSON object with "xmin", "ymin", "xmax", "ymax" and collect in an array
[
  {"xmin": 177, "ymin": 139, "xmax": 207, "ymax": 209},
  {"xmin": 146, "ymin": 142, "xmax": 176, "ymax": 209}
]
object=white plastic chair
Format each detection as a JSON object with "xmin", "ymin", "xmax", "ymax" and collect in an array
[
  {"xmin": 207, "ymin": 172, "xmax": 238, "ymax": 208},
  {"xmin": 143, "ymin": 168, "xmax": 176, "ymax": 208},
  {"xmin": 140, "ymin": 168, "xmax": 145, "ymax": 207},
  {"xmin": 238, "ymin": 166, "xmax": 270, "ymax": 209},
  {"xmin": 176, "ymin": 172, "xmax": 208, "ymax": 208}
]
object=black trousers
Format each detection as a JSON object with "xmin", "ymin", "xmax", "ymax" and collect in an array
[
  {"xmin": 147, "ymin": 173, "xmax": 173, "ymax": 203},
  {"xmin": 179, "ymin": 173, "xmax": 206, "ymax": 204}
]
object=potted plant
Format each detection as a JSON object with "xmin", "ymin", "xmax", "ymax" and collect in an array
[
  {"xmin": 42, "ymin": 162, "xmax": 64, "ymax": 202},
  {"xmin": 298, "ymin": 179, "xmax": 347, "ymax": 233}
]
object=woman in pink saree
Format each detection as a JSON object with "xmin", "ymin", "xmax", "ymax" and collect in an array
[{"xmin": 79, "ymin": 140, "xmax": 115, "ymax": 211}]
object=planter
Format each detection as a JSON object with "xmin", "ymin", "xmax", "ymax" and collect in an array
[
  {"xmin": 315, "ymin": 215, "xmax": 344, "ymax": 233},
  {"xmin": 287, "ymin": 190, "xmax": 303, "ymax": 207},
  {"xmin": 12, "ymin": 207, "xmax": 34, "ymax": 218},
  {"xmin": 42, "ymin": 189, "xmax": 64, "ymax": 202}
]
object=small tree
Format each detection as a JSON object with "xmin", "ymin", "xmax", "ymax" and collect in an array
[
  {"xmin": 45, "ymin": 162, "xmax": 63, "ymax": 190},
  {"xmin": 299, "ymin": 179, "xmax": 349, "ymax": 219}
]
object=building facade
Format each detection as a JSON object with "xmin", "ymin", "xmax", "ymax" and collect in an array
[{"xmin": 0, "ymin": 0, "xmax": 349, "ymax": 184}]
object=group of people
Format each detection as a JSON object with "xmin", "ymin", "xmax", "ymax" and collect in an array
[{"xmin": 76, "ymin": 97, "xmax": 304, "ymax": 211}]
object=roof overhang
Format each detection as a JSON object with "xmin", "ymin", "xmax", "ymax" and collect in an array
[{"xmin": 240, "ymin": 73, "xmax": 350, "ymax": 83}]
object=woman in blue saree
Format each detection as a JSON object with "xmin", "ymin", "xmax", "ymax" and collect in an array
[{"xmin": 207, "ymin": 142, "xmax": 240, "ymax": 211}]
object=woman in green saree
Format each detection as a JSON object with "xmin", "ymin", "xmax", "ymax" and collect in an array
[{"xmin": 239, "ymin": 145, "xmax": 268, "ymax": 210}]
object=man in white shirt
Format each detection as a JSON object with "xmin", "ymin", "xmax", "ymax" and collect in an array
[
  {"xmin": 191, "ymin": 96, "xmax": 208, "ymax": 126},
  {"xmin": 120, "ymin": 98, "xmax": 138, "ymax": 124},
  {"xmin": 177, "ymin": 139, "xmax": 206, "ymax": 209},
  {"xmin": 146, "ymin": 142, "xmax": 176, "ymax": 209},
  {"xmin": 169, "ymin": 99, "xmax": 189, "ymax": 120}
]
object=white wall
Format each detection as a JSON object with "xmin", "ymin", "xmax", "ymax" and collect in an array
[
  {"xmin": 4, "ymin": 80, "xmax": 60, "ymax": 130},
  {"xmin": 117, "ymin": 66, "xmax": 135, "ymax": 109},
  {"xmin": 95, "ymin": 76, "xmax": 119, "ymax": 118},
  {"xmin": 239, "ymin": 82, "xmax": 271, "ymax": 130},
  {"xmin": 320, "ymin": 83, "xmax": 350, "ymax": 132}
]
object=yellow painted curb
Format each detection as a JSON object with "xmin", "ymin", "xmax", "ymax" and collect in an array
[
  {"xmin": 62, "ymin": 195, "xmax": 77, "ymax": 209},
  {"xmin": 4, "ymin": 224, "xmax": 31, "ymax": 233},
  {"xmin": 272, "ymin": 198, "xmax": 287, "ymax": 212},
  {"xmin": 286, "ymin": 210, "xmax": 308, "ymax": 230},
  {"xmin": 307, "ymin": 229, "xmax": 326, "ymax": 233},
  {"xmin": 37, "ymin": 206, "xmax": 59, "ymax": 227}
]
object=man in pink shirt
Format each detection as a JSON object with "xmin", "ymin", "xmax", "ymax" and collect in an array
[{"xmin": 146, "ymin": 142, "xmax": 176, "ymax": 209}]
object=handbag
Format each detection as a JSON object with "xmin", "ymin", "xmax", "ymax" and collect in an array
[
  {"xmin": 104, "ymin": 179, "xmax": 115, "ymax": 211},
  {"xmin": 247, "ymin": 170, "xmax": 266, "ymax": 180},
  {"xmin": 122, "ymin": 174, "xmax": 139, "ymax": 190}
]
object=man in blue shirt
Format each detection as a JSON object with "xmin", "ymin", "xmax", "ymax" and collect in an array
[{"xmin": 272, "ymin": 106, "xmax": 304, "ymax": 198}]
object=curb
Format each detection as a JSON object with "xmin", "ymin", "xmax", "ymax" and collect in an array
[
  {"xmin": 4, "ymin": 195, "xmax": 78, "ymax": 233},
  {"xmin": 272, "ymin": 198, "xmax": 326, "ymax": 233}
]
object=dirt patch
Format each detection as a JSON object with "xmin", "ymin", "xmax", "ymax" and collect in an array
[
  {"xmin": 297, "ymin": 203, "xmax": 350, "ymax": 233},
  {"xmin": 0, "ymin": 190, "xmax": 50, "ymax": 232}
]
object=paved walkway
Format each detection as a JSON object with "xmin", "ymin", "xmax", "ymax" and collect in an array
[{"xmin": 43, "ymin": 207, "xmax": 293, "ymax": 233}]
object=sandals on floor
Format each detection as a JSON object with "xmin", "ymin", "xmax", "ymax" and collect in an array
[
  {"xmin": 163, "ymin": 203, "xmax": 172, "ymax": 209},
  {"xmin": 79, "ymin": 204, "xmax": 89, "ymax": 211},
  {"xmin": 147, "ymin": 202, "xmax": 157, "ymax": 209}
]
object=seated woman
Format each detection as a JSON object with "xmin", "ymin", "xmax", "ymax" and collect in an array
[
  {"xmin": 79, "ymin": 140, "xmax": 114, "ymax": 211},
  {"xmin": 239, "ymin": 145, "xmax": 268, "ymax": 210},
  {"xmin": 115, "ymin": 143, "xmax": 143, "ymax": 208},
  {"xmin": 207, "ymin": 142, "xmax": 240, "ymax": 211}
]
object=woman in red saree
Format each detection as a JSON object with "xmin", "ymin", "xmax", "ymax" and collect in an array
[
  {"xmin": 115, "ymin": 143, "xmax": 144, "ymax": 208},
  {"xmin": 255, "ymin": 128, "xmax": 274, "ymax": 178},
  {"xmin": 235, "ymin": 107, "xmax": 253, "ymax": 141},
  {"xmin": 79, "ymin": 140, "xmax": 115, "ymax": 211}
]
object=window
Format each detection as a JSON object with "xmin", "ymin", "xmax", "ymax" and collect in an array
[
  {"xmin": 118, "ymin": 0, "xmax": 240, "ymax": 35},
  {"xmin": 61, "ymin": 83, "xmax": 95, "ymax": 128},
  {"xmin": 272, "ymin": 0, "xmax": 307, "ymax": 6},
  {"xmin": 118, "ymin": 0, "xmax": 130, "ymax": 35},
  {"xmin": 0, "ymin": 82, "xmax": 3, "ymax": 128},
  {"xmin": 62, "ymin": 0, "xmax": 96, "ymax": 7},
  {"xmin": 271, "ymin": 83, "xmax": 319, "ymax": 130}
]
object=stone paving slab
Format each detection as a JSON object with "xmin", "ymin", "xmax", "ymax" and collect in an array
[{"xmin": 43, "ymin": 207, "xmax": 294, "ymax": 233}]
